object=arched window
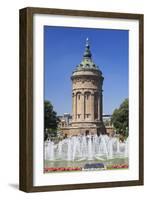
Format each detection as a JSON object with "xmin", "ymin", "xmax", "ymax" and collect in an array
[
  {"xmin": 76, "ymin": 92, "xmax": 82, "ymax": 117},
  {"xmin": 84, "ymin": 91, "xmax": 91, "ymax": 118},
  {"xmin": 76, "ymin": 92, "xmax": 81, "ymax": 101},
  {"xmin": 78, "ymin": 94, "xmax": 80, "ymax": 100},
  {"xmin": 86, "ymin": 93, "xmax": 90, "ymax": 100}
]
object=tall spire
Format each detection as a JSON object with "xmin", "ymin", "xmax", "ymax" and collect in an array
[
  {"xmin": 83, "ymin": 38, "xmax": 92, "ymax": 59},
  {"xmin": 74, "ymin": 38, "xmax": 101, "ymax": 72}
]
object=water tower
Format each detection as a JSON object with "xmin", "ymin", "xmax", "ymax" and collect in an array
[{"xmin": 70, "ymin": 38, "xmax": 105, "ymax": 135}]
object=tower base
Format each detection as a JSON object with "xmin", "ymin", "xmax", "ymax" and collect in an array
[{"xmin": 61, "ymin": 121, "xmax": 106, "ymax": 137}]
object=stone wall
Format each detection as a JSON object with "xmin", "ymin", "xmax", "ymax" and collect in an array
[{"xmin": 61, "ymin": 123, "xmax": 106, "ymax": 137}]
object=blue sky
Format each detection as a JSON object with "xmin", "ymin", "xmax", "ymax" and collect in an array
[{"xmin": 44, "ymin": 26, "xmax": 128, "ymax": 115}]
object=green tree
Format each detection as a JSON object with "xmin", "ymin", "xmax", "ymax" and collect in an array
[
  {"xmin": 111, "ymin": 99, "xmax": 129, "ymax": 136},
  {"xmin": 44, "ymin": 100, "xmax": 60, "ymax": 140}
]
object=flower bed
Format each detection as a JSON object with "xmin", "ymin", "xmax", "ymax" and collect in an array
[
  {"xmin": 106, "ymin": 164, "xmax": 129, "ymax": 170},
  {"xmin": 44, "ymin": 167, "xmax": 82, "ymax": 172}
]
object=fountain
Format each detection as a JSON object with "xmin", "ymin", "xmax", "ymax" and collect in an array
[{"xmin": 44, "ymin": 134, "xmax": 129, "ymax": 162}]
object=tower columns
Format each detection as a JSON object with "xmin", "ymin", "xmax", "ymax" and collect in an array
[
  {"xmin": 97, "ymin": 94, "xmax": 100, "ymax": 121},
  {"xmin": 100, "ymin": 93, "xmax": 103, "ymax": 121},
  {"xmin": 81, "ymin": 92, "xmax": 85, "ymax": 120},
  {"xmin": 98, "ymin": 91, "xmax": 103, "ymax": 121},
  {"xmin": 90, "ymin": 93, "xmax": 94, "ymax": 121},
  {"xmin": 73, "ymin": 93, "xmax": 77, "ymax": 121}
]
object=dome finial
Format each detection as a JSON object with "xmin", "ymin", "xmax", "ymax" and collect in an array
[
  {"xmin": 83, "ymin": 37, "xmax": 91, "ymax": 58},
  {"xmin": 86, "ymin": 37, "xmax": 89, "ymax": 47}
]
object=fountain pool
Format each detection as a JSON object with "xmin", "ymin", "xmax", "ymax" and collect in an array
[{"xmin": 44, "ymin": 134, "xmax": 129, "ymax": 170}]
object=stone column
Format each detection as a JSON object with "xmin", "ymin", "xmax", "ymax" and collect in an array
[
  {"xmin": 90, "ymin": 93, "xmax": 94, "ymax": 121},
  {"xmin": 81, "ymin": 92, "xmax": 85, "ymax": 120},
  {"xmin": 73, "ymin": 92, "xmax": 77, "ymax": 121},
  {"xmin": 97, "ymin": 92, "xmax": 100, "ymax": 121},
  {"xmin": 100, "ymin": 93, "xmax": 103, "ymax": 121},
  {"xmin": 98, "ymin": 91, "xmax": 103, "ymax": 121},
  {"xmin": 72, "ymin": 92, "xmax": 74, "ymax": 120}
]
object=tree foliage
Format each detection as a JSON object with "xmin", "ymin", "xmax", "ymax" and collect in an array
[
  {"xmin": 111, "ymin": 99, "xmax": 129, "ymax": 135},
  {"xmin": 44, "ymin": 100, "xmax": 60, "ymax": 140}
]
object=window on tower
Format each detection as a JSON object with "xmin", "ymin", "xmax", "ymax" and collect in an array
[
  {"xmin": 87, "ymin": 94, "xmax": 89, "ymax": 100},
  {"xmin": 77, "ymin": 114, "xmax": 81, "ymax": 119}
]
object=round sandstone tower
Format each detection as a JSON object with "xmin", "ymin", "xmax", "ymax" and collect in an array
[{"xmin": 70, "ymin": 38, "xmax": 105, "ymax": 135}]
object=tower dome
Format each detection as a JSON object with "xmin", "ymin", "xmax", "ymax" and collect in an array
[{"xmin": 74, "ymin": 38, "xmax": 102, "ymax": 73}]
